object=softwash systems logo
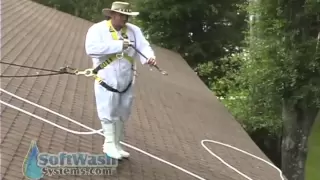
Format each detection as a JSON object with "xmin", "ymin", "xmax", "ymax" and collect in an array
[{"xmin": 23, "ymin": 140, "xmax": 118, "ymax": 179}]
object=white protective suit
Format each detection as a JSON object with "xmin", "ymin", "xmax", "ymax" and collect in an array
[{"xmin": 85, "ymin": 20, "xmax": 155, "ymax": 159}]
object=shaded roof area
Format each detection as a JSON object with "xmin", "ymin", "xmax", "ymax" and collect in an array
[{"xmin": 0, "ymin": 0, "xmax": 282, "ymax": 179}]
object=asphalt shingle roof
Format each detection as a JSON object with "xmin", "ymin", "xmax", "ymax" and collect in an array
[{"xmin": 1, "ymin": 0, "xmax": 283, "ymax": 179}]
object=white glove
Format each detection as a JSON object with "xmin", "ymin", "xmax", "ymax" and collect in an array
[{"xmin": 123, "ymin": 39, "xmax": 132, "ymax": 49}]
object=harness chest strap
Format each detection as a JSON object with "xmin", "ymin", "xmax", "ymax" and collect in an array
[{"xmin": 92, "ymin": 20, "xmax": 134, "ymax": 74}]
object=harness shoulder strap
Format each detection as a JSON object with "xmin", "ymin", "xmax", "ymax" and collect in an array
[{"xmin": 107, "ymin": 20, "xmax": 128, "ymax": 40}]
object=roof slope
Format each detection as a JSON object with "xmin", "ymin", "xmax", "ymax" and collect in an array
[{"xmin": 0, "ymin": 0, "xmax": 281, "ymax": 179}]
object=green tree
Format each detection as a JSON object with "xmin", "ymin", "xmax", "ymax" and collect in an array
[{"xmin": 228, "ymin": 0, "xmax": 320, "ymax": 179}]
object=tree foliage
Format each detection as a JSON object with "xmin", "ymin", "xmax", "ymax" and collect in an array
[
  {"xmin": 134, "ymin": 0, "xmax": 247, "ymax": 96},
  {"xmin": 222, "ymin": 0, "xmax": 320, "ymax": 133},
  {"xmin": 221, "ymin": 0, "xmax": 320, "ymax": 178}
]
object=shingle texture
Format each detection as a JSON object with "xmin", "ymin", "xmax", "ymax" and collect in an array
[{"xmin": 1, "ymin": 0, "xmax": 282, "ymax": 179}]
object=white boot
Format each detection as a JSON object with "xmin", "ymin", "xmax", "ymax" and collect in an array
[
  {"xmin": 115, "ymin": 120, "xmax": 130, "ymax": 158},
  {"xmin": 101, "ymin": 121, "xmax": 122, "ymax": 160}
]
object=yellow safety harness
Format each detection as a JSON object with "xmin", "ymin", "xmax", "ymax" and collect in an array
[{"xmin": 75, "ymin": 20, "xmax": 135, "ymax": 93}]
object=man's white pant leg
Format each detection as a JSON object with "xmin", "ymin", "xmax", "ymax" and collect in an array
[
  {"xmin": 94, "ymin": 82, "xmax": 121, "ymax": 121},
  {"xmin": 94, "ymin": 82, "xmax": 122, "ymax": 159},
  {"xmin": 119, "ymin": 86, "xmax": 134, "ymax": 122},
  {"xmin": 115, "ymin": 86, "xmax": 134, "ymax": 158}
]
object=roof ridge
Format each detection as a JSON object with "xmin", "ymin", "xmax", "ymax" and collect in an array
[{"xmin": 27, "ymin": 0, "xmax": 95, "ymax": 25}]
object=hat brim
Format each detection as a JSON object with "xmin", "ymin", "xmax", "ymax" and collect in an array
[{"xmin": 102, "ymin": 9, "xmax": 139, "ymax": 17}]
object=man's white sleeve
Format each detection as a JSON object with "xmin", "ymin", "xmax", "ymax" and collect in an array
[
  {"xmin": 85, "ymin": 25, "xmax": 124, "ymax": 58},
  {"xmin": 135, "ymin": 27, "xmax": 155, "ymax": 64}
]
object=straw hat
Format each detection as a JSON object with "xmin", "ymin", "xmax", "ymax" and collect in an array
[{"xmin": 102, "ymin": 1, "xmax": 139, "ymax": 17}]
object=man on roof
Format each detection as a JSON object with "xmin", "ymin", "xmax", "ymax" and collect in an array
[{"xmin": 85, "ymin": 1, "xmax": 156, "ymax": 160}]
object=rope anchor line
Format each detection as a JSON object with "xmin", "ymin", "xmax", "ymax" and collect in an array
[
  {"xmin": 0, "ymin": 61, "xmax": 167, "ymax": 78},
  {"xmin": 0, "ymin": 57, "xmax": 168, "ymax": 93},
  {"xmin": 0, "ymin": 61, "xmax": 75, "ymax": 77},
  {"xmin": 0, "ymin": 47, "xmax": 168, "ymax": 78}
]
